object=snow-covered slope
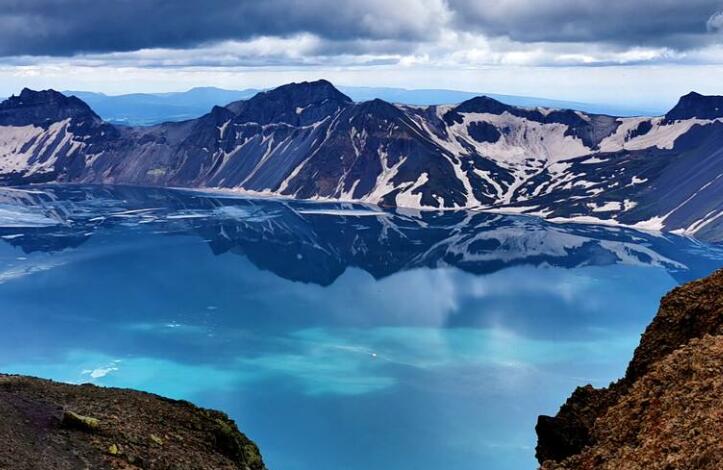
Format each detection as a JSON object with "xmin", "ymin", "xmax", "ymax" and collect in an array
[{"xmin": 0, "ymin": 82, "xmax": 721, "ymax": 242}]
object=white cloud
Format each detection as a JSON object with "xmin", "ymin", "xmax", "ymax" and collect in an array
[{"xmin": 5, "ymin": 26, "xmax": 719, "ymax": 73}]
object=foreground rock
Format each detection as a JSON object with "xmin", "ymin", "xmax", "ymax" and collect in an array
[
  {"xmin": 536, "ymin": 269, "xmax": 723, "ymax": 469},
  {"xmin": 0, "ymin": 375, "xmax": 266, "ymax": 470}
]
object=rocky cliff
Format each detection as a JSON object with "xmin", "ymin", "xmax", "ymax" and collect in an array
[
  {"xmin": 0, "ymin": 374, "xmax": 266, "ymax": 469},
  {"xmin": 536, "ymin": 269, "xmax": 723, "ymax": 469}
]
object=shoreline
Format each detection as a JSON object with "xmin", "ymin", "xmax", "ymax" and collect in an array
[{"xmin": 14, "ymin": 181, "xmax": 709, "ymax": 243}]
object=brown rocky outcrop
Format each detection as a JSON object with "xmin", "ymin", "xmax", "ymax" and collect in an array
[
  {"xmin": 0, "ymin": 375, "xmax": 266, "ymax": 470},
  {"xmin": 536, "ymin": 269, "xmax": 723, "ymax": 469}
]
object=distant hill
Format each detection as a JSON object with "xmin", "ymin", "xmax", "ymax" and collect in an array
[
  {"xmin": 64, "ymin": 87, "xmax": 260, "ymax": 126},
  {"xmin": 35, "ymin": 86, "xmax": 661, "ymax": 126},
  {"xmin": 339, "ymin": 86, "xmax": 656, "ymax": 116}
]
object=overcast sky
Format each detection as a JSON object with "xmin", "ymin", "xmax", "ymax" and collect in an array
[{"xmin": 1, "ymin": 0, "xmax": 723, "ymax": 109}]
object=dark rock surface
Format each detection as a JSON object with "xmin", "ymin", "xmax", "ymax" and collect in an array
[
  {"xmin": 0, "ymin": 88, "xmax": 100, "ymax": 127},
  {"xmin": 536, "ymin": 269, "xmax": 723, "ymax": 469},
  {"xmin": 0, "ymin": 374, "xmax": 266, "ymax": 470},
  {"xmin": 664, "ymin": 91, "xmax": 723, "ymax": 122}
]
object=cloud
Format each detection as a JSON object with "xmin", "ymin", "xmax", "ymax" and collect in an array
[
  {"xmin": 707, "ymin": 11, "xmax": 723, "ymax": 32},
  {"xmin": 0, "ymin": 0, "xmax": 448, "ymax": 56},
  {"xmin": 0, "ymin": 1, "xmax": 722, "ymax": 71},
  {"xmin": 449, "ymin": 0, "xmax": 723, "ymax": 49}
]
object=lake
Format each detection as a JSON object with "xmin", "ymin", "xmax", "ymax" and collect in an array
[{"xmin": 0, "ymin": 185, "xmax": 720, "ymax": 470}]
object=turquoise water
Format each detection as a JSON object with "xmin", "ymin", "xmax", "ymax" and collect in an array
[{"xmin": 0, "ymin": 186, "xmax": 720, "ymax": 470}]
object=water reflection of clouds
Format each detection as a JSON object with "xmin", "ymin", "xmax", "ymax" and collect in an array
[
  {"xmin": 2, "ymin": 319, "xmax": 640, "ymax": 400},
  {"xmin": 0, "ymin": 251, "xmax": 674, "ymax": 399},
  {"xmin": 288, "ymin": 326, "xmax": 639, "ymax": 371},
  {"xmin": 0, "ymin": 258, "xmax": 67, "ymax": 284},
  {"xmin": 288, "ymin": 264, "xmax": 674, "ymax": 340}
]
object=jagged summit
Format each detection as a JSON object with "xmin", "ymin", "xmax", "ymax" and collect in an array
[
  {"xmin": 0, "ymin": 88, "xmax": 100, "ymax": 127},
  {"xmin": 664, "ymin": 91, "xmax": 723, "ymax": 122}
]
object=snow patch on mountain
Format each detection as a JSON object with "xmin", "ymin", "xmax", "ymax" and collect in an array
[
  {"xmin": 0, "ymin": 82, "xmax": 721, "ymax": 241},
  {"xmin": 449, "ymin": 112, "xmax": 591, "ymax": 164},
  {"xmin": 598, "ymin": 117, "xmax": 722, "ymax": 152}
]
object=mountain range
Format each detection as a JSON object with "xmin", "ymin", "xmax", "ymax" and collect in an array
[
  {"xmin": 0, "ymin": 80, "xmax": 720, "ymax": 241},
  {"xmin": 61, "ymin": 87, "xmax": 652, "ymax": 126},
  {"xmin": 64, "ymin": 88, "xmax": 261, "ymax": 126}
]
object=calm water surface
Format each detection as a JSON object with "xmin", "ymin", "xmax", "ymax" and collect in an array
[{"xmin": 0, "ymin": 185, "xmax": 720, "ymax": 470}]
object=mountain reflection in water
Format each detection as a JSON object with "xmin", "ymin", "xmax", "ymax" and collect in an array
[{"xmin": 0, "ymin": 185, "xmax": 720, "ymax": 470}]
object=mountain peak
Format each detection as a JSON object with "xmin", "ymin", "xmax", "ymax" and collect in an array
[
  {"xmin": 253, "ymin": 80, "xmax": 351, "ymax": 105},
  {"xmin": 455, "ymin": 95, "xmax": 512, "ymax": 114},
  {"xmin": 0, "ymin": 88, "xmax": 100, "ymax": 127},
  {"xmin": 226, "ymin": 80, "xmax": 352, "ymax": 125},
  {"xmin": 664, "ymin": 91, "xmax": 723, "ymax": 122},
  {"xmin": 352, "ymin": 98, "xmax": 405, "ymax": 119},
  {"xmin": 442, "ymin": 95, "xmax": 513, "ymax": 125}
]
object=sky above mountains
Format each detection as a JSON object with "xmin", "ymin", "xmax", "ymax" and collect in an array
[{"xmin": 1, "ymin": 1, "xmax": 723, "ymax": 109}]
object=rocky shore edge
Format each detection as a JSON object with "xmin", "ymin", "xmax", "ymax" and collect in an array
[
  {"xmin": 0, "ymin": 374, "xmax": 266, "ymax": 469},
  {"xmin": 536, "ymin": 269, "xmax": 722, "ymax": 469}
]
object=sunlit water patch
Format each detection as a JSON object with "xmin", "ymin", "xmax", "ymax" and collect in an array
[{"xmin": 0, "ymin": 185, "xmax": 720, "ymax": 470}]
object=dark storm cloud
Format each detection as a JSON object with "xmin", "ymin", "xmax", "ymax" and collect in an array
[
  {"xmin": 0, "ymin": 0, "xmax": 722, "ymax": 59},
  {"xmin": 0, "ymin": 0, "xmax": 446, "ymax": 56},
  {"xmin": 449, "ymin": 0, "xmax": 723, "ymax": 49}
]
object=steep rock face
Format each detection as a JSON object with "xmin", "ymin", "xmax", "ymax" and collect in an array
[
  {"xmin": 282, "ymin": 98, "xmax": 469, "ymax": 208},
  {"xmin": 0, "ymin": 81, "xmax": 721, "ymax": 240},
  {"xmin": 625, "ymin": 269, "xmax": 723, "ymax": 381},
  {"xmin": 0, "ymin": 374, "xmax": 266, "ymax": 470},
  {"xmin": 536, "ymin": 269, "xmax": 723, "ymax": 469},
  {"xmin": 541, "ymin": 336, "xmax": 722, "ymax": 470},
  {"xmin": 0, "ymin": 89, "xmax": 121, "ymax": 185}
]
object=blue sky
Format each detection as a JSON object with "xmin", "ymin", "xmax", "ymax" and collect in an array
[{"xmin": 2, "ymin": 0, "xmax": 723, "ymax": 109}]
